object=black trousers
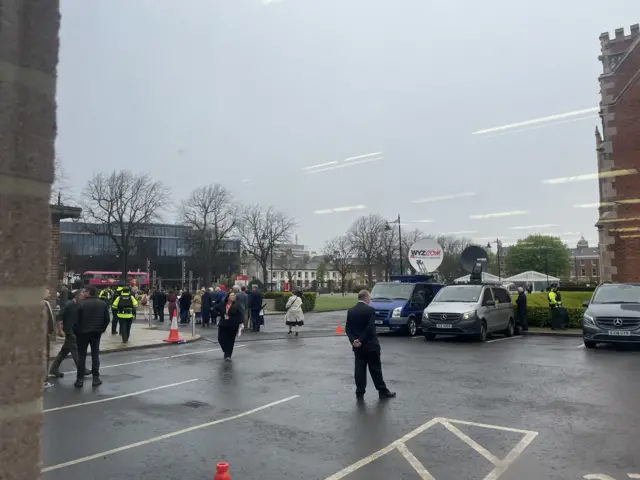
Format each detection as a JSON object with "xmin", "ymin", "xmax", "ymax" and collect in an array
[
  {"xmin": 119, "ymin": 317, "xmax": 133, "ymax": 341},
  {"xmin": 111, "ymin": 308, "xmax": 118, "ymax": 333},
  {"xmin": 50, "ymin": 334, "xmax": 80, "ymax": 373},
  {"xmin": 354, "ymin": 348, "xmax": 388, "ymax": 395},
  {"xmin": 218, "ymin": 325, "xmax": 239, "ymax": 358},
  {"xmin": 153, "ymin": 304, "xmax": 158, "ymax": 319},
  {"xmin": 157, "ymin": 305, "xmax": 165, "ymax": 322},
  {"xmin": 76, "ymin": 332, "xmax": 102, "ymax": 378},
  {"xmin": 518, "ymin": 312, "xmax": 528, "ymax": 331},
  {"xmin": 202, "ymin": 308, "xmax": 211, "ymax": 326}
]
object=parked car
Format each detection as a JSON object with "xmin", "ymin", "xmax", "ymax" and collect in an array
[
  {"xmin": 582, "ymin": 282, "xmax": 640, "ymax": 348},
  {"xmin": 422, "ymin": 283, "xmax": 516, "ymax": 342},
  {"xmin": 370, "ymin": 276, "xmax": 445, "ymax": 336}
]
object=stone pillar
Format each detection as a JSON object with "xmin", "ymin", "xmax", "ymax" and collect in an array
[{"xmin": 0, "ymin": 0, "xmax": 60, "ymax": 479}]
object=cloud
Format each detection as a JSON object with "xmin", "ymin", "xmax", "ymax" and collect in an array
[
  {"xmin": 313, "ymin": 204, "xmax": 366, "ymax": 214},
  {"xmin": 507, "ymin": 224, "xmax": 558, "ymax": 230},
  {"xmin": 411, "ymin": 192, "xmax": 476, "ymax": 204},
  {"xmin": 471, "ymin": 107, "xmax": 599, "ymax": 135},
  {"xmin": 470, "ymin": 210, "xmax": 528, "ymax": 220},
  {"xmin": 438, "ymin": 230, "xmax": 477, "ymax": 235},
  {"xmin": 413, "ymin": 219, "xmax": 435, "ymax": 223},
  {"xmin": 542, "ymin": 169, "xmax": 638, "ymax": 185},
  {"xmin": 304, "ymin": 152, "xmax": 383, "ymax": 173}
]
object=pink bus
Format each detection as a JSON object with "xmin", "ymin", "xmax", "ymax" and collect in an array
[{"xmin": 82, "ymin": 271, "xmax": 149, "ymax": 288}]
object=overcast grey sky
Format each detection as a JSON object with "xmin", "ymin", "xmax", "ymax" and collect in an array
[{"xmin": 56, "ymin": 0, "xmax": 638, "ymax": 250}]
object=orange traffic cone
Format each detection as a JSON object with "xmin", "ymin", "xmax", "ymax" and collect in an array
[
  {"xmin": 214, "ymin": 462, "xmax": 230, "ymax": 480},
  {"xmin": 163, "ymin": 311, "xmax": 184, "ymax": 343},
  {"xmin": 335, "ymin": 322, "xmax": 344, "ymax": 335}
]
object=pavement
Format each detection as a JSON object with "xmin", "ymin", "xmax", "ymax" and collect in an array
[{"xmin": 42, "ymin": 323, "xmax": 640, "ymax": 480}]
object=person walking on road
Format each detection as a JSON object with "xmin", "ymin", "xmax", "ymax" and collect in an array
[
  {"xmin": 516, "ymin": 287, "xmax": 528, "ymax": 333},
  {"xmin": 113, "ymin": 286, "xmax": 138, "ymax": 343},
  {"xmin": 345, "ymin": 290, "xmax": 396, "ymax": 400},
  {"xmin": 285, "ymin": 290, "xmax": 305, "ymax": 336},
  {"xmin": 74, "ymin": 287, "xmax": 110, "ymax": 388},
  {"xmin": 43, "ymin": 288, "xmax": 56, "ymax": 390},
  {"xmin": 49, "ymin": 289, "xmax": 91, "ymax": 378},
  {"xmin": 248, "ymin": 285, "xmax": 263, "ymax": 332},
  {"xmin": 218, "ymin": 291, "xmax": 244, "ymax": 361}
]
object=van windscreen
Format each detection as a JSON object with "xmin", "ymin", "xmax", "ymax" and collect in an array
[
  {"xmin": 370, "ymin": 283, "xmax": 414, "ymax": 300},
  {"xmin": 434, "ymin": 286, "xmax": 482, "ymax": 303}
]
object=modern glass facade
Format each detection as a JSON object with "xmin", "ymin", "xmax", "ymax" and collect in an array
[{"xmin": 60, "ymin": 222, "xmax": 241, "ymax": 284}]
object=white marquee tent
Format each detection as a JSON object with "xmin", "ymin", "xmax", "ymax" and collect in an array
[
  {"xmin": 503, "ymin": 270, "xmax": 559, "ymax": 292},
  {"xmin": 454, "ymin": 272, "xmax": 502, "ymax": 284}
]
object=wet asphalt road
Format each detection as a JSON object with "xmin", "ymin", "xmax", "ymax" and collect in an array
[{"xmin": 43, "ymin": 331, "xmax": 640, "ymax": 480}]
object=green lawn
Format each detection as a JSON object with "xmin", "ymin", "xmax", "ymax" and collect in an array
[
  {"xmin": 314, "ymin": 295, "xmax": 358, "ymax": 312},
  {"xmin": 512, "ymin": 291, "xmax": 593, "ymax": 309}
]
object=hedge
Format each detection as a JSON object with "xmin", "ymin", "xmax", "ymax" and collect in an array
[
  {"xmin": 263, "ymin": 292, "xmax": 317, "ymax": 313},
  {"xmin": 517, "ymin": 306, "xmax": 584, "ymax": 328}
]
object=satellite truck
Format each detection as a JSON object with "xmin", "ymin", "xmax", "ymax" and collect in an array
[
  {"xmin": 421, "ymin": 245, "xmax": 517, "ymax": 342},
  {"xmin": 369, "ymin": 239, "xmax": 446, "ymax": 337}
]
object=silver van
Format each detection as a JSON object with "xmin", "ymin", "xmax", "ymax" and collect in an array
[{"xmin": 421, "ymin": 284, "xmax": 516, "ymax": 342}]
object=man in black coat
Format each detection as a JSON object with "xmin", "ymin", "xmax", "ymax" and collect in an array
[
  {"xmin": 155, "ymin": 288, "xmax": 167, "ymax": 322},
  {"xmin": 515, "ymin": 287, "xmax": 528, "ymax": 333},
  {"xmin": 345, "ymin": 290, "xmax": 396, "ymax": 400},
  {"xmin": 49, "ymin": 289, "xmax": 91, "ymax": 378},
  {"xmin": 248, "ymin": 285, "xmax": 263, "ymax": 332},
  {"xmin": 201, "ymin": 288, "xmax": 213, "ymax": 327},
  {"xmin": 74, "ymin": 287, "xmax": 111, "ymax": 388}
]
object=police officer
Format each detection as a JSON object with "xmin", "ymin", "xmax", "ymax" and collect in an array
[
  {"xmin": 112, "ymin": 286, "xmax": 137, "ymax": 343},
  {"xmin": 548, "ymin": 284, "xmax": 563, "ymax": 330},
  {"xmin": 111, "ymin": 286, "xmax": 123, "ymax": 335}
]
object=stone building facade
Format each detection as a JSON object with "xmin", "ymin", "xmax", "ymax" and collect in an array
[
  {"xmin": 0, "ymin": 0, "xmax": 61, "ymax": 478},
  {"xmin": 596, "ymin": 23, "xmax": 640, "ymax": 282}
]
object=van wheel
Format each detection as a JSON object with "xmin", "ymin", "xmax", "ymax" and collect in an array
[
  {"xmin": 424, "ymin": 333, "xmax": 436, "ymax": 341},
  {"xmin": 406, "ymin": 318, "xmax": 417, "ymax": 336},
  {"xmin": 477, "ymin": 321, "xmax": 487, "ymax": 342},
  {"xmin": 584, "ymin": 339, "xmax": 597, "ymax": 349},
  {"xmin": 504, "ymin": 319, "xmax": 515, "ymax": 337}
]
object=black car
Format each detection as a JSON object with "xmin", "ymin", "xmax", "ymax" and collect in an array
[{"xmin": 582, "ymin": 283, "xmax": 640, "ymax": 348}]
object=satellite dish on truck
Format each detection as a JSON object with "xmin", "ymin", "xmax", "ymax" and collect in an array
[
  {"xmin": 408, "ymin": 239, "xmax": 444, "ymax": 273},
  {"xmin": 460, "ymin": 245, "xmax": 489, "ymax": 283}
]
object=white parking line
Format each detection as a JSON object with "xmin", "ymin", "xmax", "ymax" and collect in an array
[
  {"xmin": 486, "ymin": 336, "xmax": 522, "ymax": 344},
  {"xmin": 41, "ymin": 394, "xmax": 300, "ymax": 473},
  {"xmin": 43, "ymin": 379, "xmax": 199, "ymax": 413},
  {"xmin": 61, "ymin": 345, "xmax": 246, "ymax": 375},
  {"xmin": 326, "ymin": 417, "xmax": 538, "ymax": 480},
  {"xmin": 576, "ymin": 344, "xmax": 585, "ymax": 348}
]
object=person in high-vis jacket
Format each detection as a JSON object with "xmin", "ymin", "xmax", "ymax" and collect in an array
[
  {"xmin": 112, "ymin": 287, "xmax": 138, "ymax": 343},
  {"xmin": 548, "ymin": 284, "xmax": 565, "ymax": 330},
  {"xmin": 98, "ymin": 287, "xmax": 112, "ymax": 304},
  {"xmin": 111, "ymin": 286, "xmax": 124, "ymax": 335}
]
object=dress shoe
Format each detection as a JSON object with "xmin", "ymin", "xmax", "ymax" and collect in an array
[{"xmin": 379, "ymin": 390, "xmax": 396, "ymax": 399}]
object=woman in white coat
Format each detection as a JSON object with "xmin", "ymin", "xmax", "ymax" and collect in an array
[{"xmin": 285, "ymin": 291, "xmax": 305, "ymax": 336}]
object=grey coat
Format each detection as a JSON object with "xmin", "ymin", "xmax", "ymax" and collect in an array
[{"xmin": 236, "ymin": 291, "xmax": 249, "ymax": 313}]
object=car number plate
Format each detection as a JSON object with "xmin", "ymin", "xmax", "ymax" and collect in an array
[
  {"xmin": 437, "ymin": 324, "xmax": 452, "ymax": 329},
  {"xmin": 608, "ymin": 330, "xmax": 631, "ymax": 336},
  {"xmin": 375, "ymin": 320, "xmax": 383, "ymax": 325}
]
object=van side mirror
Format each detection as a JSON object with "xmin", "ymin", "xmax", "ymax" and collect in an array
[
  {"xmin": 582, "ymin": 301, "xmax": 590, "ymax": 308},
  {"xmin": 485, "ymin": 300, "xmax": 495, "ymax": 307}
]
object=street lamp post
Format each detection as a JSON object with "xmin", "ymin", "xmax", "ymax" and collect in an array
[
  {"xmin": 385, "ymin": 214, "xmax": 403, "ymax": 275},
  {"xmin": 486, "ymin": 238, "xmax": 502, "ymax": 281}
]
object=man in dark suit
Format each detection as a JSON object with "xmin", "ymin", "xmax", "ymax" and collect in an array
[{"xmin": 345, "ymin": 290, "xmax": 396, "ymax": 400}]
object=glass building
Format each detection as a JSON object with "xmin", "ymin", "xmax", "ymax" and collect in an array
[{"xmin": 60, "ymin": 222, "xmax": 241, "ymax": 286}]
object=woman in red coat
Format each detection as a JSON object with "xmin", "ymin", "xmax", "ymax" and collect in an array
[{"xmin": 167, "ymin": 290, "xmax": 178, "ymax": 320}]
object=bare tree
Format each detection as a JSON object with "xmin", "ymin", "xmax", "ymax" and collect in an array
[
  {"xmin": 347, "ymin": 214, "xmax": 385, "ymax": 287},
  {"xmin": 324, "ymin": 235, "xmax": 354, "ymax": 295},
  {"xmin": 280, "ymin": 248, "xmax": 299, "ymax": 290},
  {"xmin": 180, "ymin": 184, "xmax": 238, "ymax": 286},
  {"xmin": 236, "ymin": 205, "xmax": 297, "ymax": 287},
  {"xmin": 431, "ymin": 234, "xmax": 476, "ymax": 282},
  {"xmin": 51, "ymin": 157, "xmax": 73, "ymax": 205},
  {"xmin": 81, "ymin": 170, "xmax": 170, "ymax": 279},
  {"xmin": 378, "ymin": 226, "xmax": 399, "ymax": 280}
]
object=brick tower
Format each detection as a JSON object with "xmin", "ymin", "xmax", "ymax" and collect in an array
[{"xmin": 596, "ymin": 23, "xmax": 640, "ymax": 282}]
